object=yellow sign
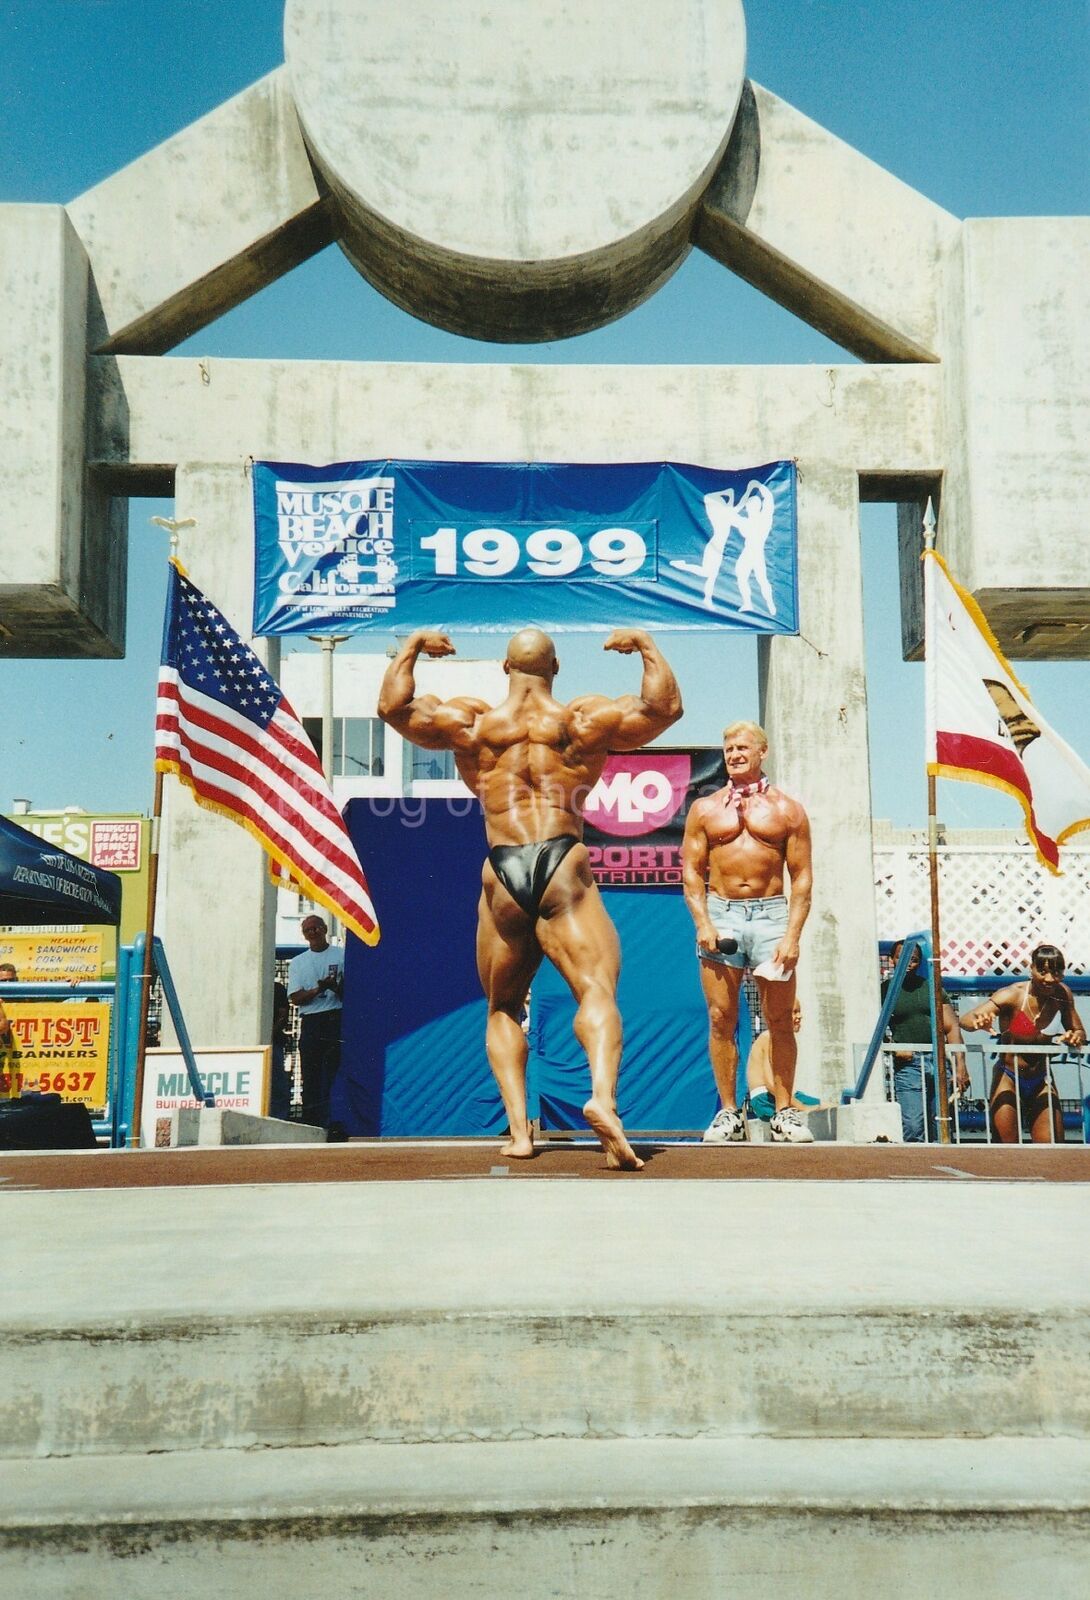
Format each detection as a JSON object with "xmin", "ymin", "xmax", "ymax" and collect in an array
[
  {"xmin": 1, "ymin": 1001, "xmax": 111, "ymax": 1112},
  {"xmin": 4, "ymin": 814, "xmax": 143, "ymax": 870},
  {"xmin": 0, "ymin": 930, "xmax": 109, "ymax": 983}
]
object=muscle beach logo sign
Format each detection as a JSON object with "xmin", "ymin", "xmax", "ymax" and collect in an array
[
  {"xmin": 583, "ymin": 750, "xmax": 725, "ymax": 887},
  {"xmin": 253, "ymin": 460, "xmax": 798, "ymax": 637},
  {"xmin": 265, "ymin": 474, "xmax": 397, "ymax": 621}
]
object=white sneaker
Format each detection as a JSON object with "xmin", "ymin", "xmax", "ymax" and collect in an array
[
  {"xmin": 769, "ymin": 1107, "xmax": 815, "ymax": 1144},
  {"xmin": 702, "ymin": 1108, "xmax": 747, "ymax": 1144}
]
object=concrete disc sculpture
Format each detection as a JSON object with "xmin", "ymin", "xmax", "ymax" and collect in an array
[{"xmin": 285, "ymin": 0, "xmax": 747, "ymax": 340}]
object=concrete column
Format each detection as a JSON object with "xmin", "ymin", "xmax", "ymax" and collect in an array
[
  {"xmin": 938, "ymin": 217, "xmax": 1090, "ymax": 660},
  {"xmin": 758, "ymin": 464, "xmax": 879, "ymax": 1100},
  {"xmin": 0, "ymin": 205, "xmax": 127, "ymax": 656},
  {"xmin": 157, "ymin": 463, "xmax": 278, "ymax": 1049}
]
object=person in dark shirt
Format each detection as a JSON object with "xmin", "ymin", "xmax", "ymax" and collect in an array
[
  {"xmin": 881, "ymin": 941, "xmax": 966, "ymax": 1142},
  {"xmin": 268, "ymin": 979, "xmax": 293, "ymax": 1121}
]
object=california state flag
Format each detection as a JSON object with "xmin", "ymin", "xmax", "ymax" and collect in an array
[{"xmin": 925, "ymin": 549, "xmax": 1090, "ymax": 873}]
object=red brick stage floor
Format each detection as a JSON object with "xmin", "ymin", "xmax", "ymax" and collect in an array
[{"xmin": 1, "ymin": 1140, "xmax": 1087, "ymax": 1190}]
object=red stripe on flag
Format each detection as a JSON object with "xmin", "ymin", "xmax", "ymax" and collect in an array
[
  {"xmin": 155, "ymin": 567, "xmax": 379, "ymax": 942},
  {"xmin": 157, "ymin": 683, "xmax": 344, "ymax": 833},
  {"xmin": 935, "ymin": 732, "xmax": 1059, "ymax": 866},
  {"xmin": 156, "ymin": 719, "xmax": 370, "ymax": 900},
  {"xmin": 156, "ymin": 713, "xmax": 360, "ymax": 882},
  {"xmin": 156, "ymin": 685, "xmax": 378, "ymax": 935},
  {"xmin": 158, "ymin": 735, "xmax": 377, "ymax": 934}
]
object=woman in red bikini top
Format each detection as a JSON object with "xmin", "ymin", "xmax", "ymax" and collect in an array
[{"xmin": 961, "ymin": 944, "xmax": 1086, "ymax": 1144}]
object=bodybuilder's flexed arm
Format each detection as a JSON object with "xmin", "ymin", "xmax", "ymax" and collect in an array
[
  {"xmin": 569, "ymin": 629, "xmax": 683, "ymax": 753},
  {"xmin": 378, "ymin": 630, "xmax": 489, "ymax": 751}
]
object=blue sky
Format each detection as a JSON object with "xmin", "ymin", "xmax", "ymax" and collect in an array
[{"xmin": 1, "ymin": 0, "xmax": 1087, "ymax": 826}]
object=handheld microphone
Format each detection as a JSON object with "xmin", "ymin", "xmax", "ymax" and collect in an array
[{"xmin": 716, "ymin": 936, "xmax": 739, "ymax": 955}]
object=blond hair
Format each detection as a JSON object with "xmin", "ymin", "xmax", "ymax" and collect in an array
[{"xmin": 722, "ymin": 720, "xmax": 767, "ymax": 748}]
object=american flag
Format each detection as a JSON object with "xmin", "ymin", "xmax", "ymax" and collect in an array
[{"xmin": 155, "ymin": 561, "xmax": 379, "ymax": 944}]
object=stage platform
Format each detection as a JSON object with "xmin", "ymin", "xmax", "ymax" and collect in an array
[{"xmin": 0, "ymin": 1137, "xmax": 1087, "ymax": 1190}]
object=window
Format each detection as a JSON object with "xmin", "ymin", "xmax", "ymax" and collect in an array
[
  {"xmin": 303, "ymin": 717, "xmax": 386, "ymax": 777},
  {"xmin": 409, "ymin": 748, "xmax": 457, "ymax": 782}
]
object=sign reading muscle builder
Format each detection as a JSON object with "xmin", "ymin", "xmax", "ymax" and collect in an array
[{"xmin": 252, "ymin": 459, "xmax": 798, "ymax": 636}]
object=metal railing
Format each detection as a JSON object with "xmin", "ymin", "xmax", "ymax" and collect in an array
[
  {"xmin": 842, "ymin": 931, "xmax": 937, "ymax": 1106},
  {"xmin": 850, "ymin": 964, "xmax": 1090, "ymax": 1145},
  {"xmin": 870, "ymin": 1040, "xmax": 1088, "ymax": 1145}
]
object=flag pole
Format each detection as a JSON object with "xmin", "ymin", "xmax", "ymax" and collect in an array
[
  {"xmin": 130, "ymin": 517, "xmax": 195, "ymax": 1148},
  {"xmin": 130, "ymin": 771, "xmax": 163, "ymax": 1148},
  {"xmin": 306, "ymin": 632, "xmax": 350, "ymax": 938},
  {"xmin": 923, "ymin": 500, "xmax": 952, "ymax": 1145}
]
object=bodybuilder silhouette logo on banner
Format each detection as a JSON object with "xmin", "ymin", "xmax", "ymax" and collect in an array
[{"xmin": 669, "ymin": 480, "xmax": 777, "ymax": 614}]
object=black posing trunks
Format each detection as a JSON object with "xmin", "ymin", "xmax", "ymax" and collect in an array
[{"xmin": 488, "ymin": 835, "xmax": 580, "ymax": 919}]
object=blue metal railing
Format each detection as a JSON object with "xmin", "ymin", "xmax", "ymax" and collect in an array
[
  {"xmin": 846, "ymin": 950, "xmax": 1090, "ymax": 1128},
  {"xmin": 128, "ymin": 934, "xmax": 212, "ymax": 1123},
  {"xmin": 842, "ymin": 931, "xmax": 937, "ymax": 1104}
]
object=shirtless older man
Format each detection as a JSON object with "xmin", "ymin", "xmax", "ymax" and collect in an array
[
  {"xmin": 681, "ymin": 720, "xmax": 814, "ymax": 1144},
  {"xmin": 378, "ymin": 626, "xmax": 682, "ymax": 1168}
]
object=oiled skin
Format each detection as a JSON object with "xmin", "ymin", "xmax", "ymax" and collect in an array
[
  {"xmin": 680, "ymin": 726, "xmax": 812, "ymax": 1118},
  {"xmin": 379, "ymin": 626, "xmax": 681, "ymax": 1167}
]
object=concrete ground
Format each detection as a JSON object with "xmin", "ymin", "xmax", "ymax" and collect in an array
[
  {"xmin": 4, "ymin": 1164, "xmax": 1088, "ymax": 1596},
  {"xmin": 4, "ymin": 1170, "xmax": 1088, "ymax": 1327}
]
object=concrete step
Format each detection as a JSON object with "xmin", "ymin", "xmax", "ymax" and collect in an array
[
  {"xmin": 2, "ymin": 1436, "xmax": 1088, "ymax": 1599},
  {"xmin": 5, "ymin": 1300, "xmax": 1088, "ymax": 1458},
  {"xmin": 3, "ymin": 1178, "xmax": 1089, "ymax": 1459}
]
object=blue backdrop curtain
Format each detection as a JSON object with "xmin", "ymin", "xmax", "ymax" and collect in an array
[
  {"xmin": 339, "ymin": 803, "xmax": 740, "ymax": 1136},
  {"xmin": 338, "ymin": 799, "xmax": 501, "ymax": 1136},
  {"xmin": 529, "ymin": 888, "xmax": 748, "ymax": 1133}
]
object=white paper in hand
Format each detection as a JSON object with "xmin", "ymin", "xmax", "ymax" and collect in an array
[{"xmin": 753, "ymin": 959, "xmax": 789, "ymax": 982}]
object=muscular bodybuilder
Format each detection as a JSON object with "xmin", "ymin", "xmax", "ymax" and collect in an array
[
  {"xmin": 681, "ymin": 720, "xmax": 814, "ymax": 1144},
  {"xmin": 378, "ymin": 626, "xmax": 682, "ymax": 1168}
]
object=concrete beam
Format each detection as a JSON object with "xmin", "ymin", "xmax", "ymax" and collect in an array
[
  {"xmin": 67, "ymin": 71, "xmax": 333, "ymax": 356},
  {"xmin": 696, "ymin": 81, "xmax": 959, "ymax": 363},
  {"xmin": 87, "ymin": 356, "xmax": 944, "ymax": 472},
  {"xmin": 0, "ymin": 206, "xmax": 126, "ymax": 657}
]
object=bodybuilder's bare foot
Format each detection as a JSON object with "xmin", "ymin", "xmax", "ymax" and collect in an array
[
  {"xmin": 500, "ymin": 1133, "xmax": 536, "ymax": 1159},
  {"xmin": 582, "ymin": 1097, "xmax": 644, "ymax": 1171}
]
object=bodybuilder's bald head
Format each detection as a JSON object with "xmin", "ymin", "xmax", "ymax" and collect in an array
[{"xmin": 505, "ymin": 627, "xmax": 558, "ymax": 682}]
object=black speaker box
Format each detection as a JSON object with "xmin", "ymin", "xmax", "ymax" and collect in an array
[{"xmin": 0, "ymin": 1093, "xmax": 99, "ymax": 1150}]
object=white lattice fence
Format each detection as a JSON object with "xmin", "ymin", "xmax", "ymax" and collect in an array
[{"xmin": 874, "ymin": 845, "xmax": 1090, "ymax": 976}]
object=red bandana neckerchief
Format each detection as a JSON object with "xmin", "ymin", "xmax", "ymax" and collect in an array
[{"xmin": 726, "ymin": 775, "xmax": 769, "ymax": 812}]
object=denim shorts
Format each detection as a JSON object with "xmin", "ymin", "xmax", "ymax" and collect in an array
[{"xmin": 700, "ymin": 894, "xmax": 788, "ymax": 969}]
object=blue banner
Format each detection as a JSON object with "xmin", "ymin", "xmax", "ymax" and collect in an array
[{"xmin": 252, "ymin": 458, "xmax": 797, "ymax": 636}]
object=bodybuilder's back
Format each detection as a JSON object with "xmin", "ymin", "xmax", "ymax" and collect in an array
[{"xmin": 457, "ymin": 694, "xmax": 608, "ymax": 842}]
